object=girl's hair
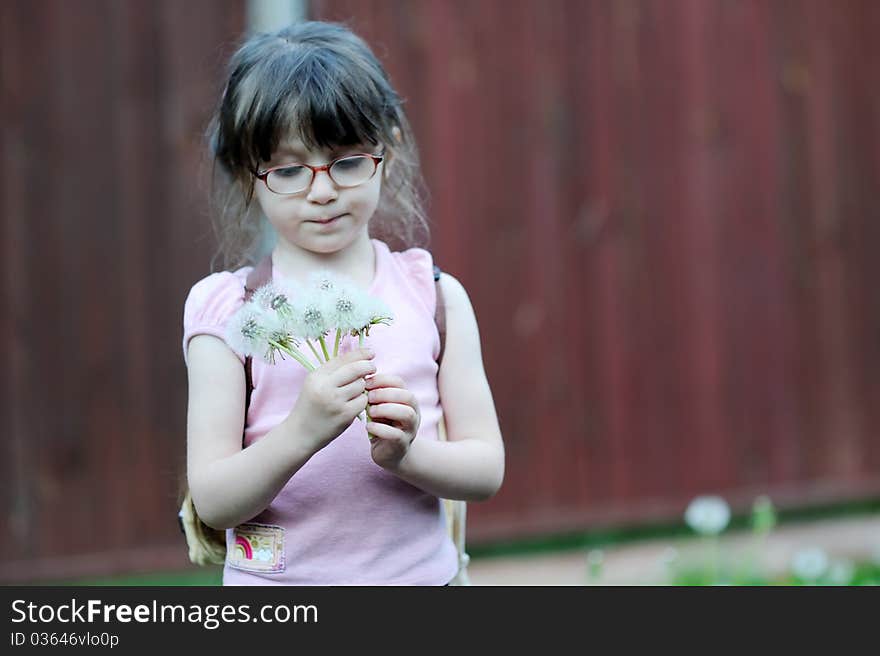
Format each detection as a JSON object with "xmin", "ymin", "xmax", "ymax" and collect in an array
[{"xmin": 207, "ymin": 21, "xmax": 429, "ymax": 270}]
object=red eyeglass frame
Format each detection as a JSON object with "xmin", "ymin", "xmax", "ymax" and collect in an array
[{"xmin": 255, "ymin": 153, "xmax": 385, "ymax": 195}]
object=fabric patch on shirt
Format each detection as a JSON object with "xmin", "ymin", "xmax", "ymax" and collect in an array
[{"xmin": 227, "ymin": 523, "xmax": 285, "ymax": 573}]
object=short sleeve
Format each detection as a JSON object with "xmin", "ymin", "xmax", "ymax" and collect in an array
[
  {"xmin": 393, "ymin": 247, "xmax": 437, "ymax": 317},
  {"xmin": 182, "ymin": 270, "xmax": 249, "ymax": 366}
]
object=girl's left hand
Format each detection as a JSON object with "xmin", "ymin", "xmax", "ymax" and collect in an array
[{"xmin": 365, "ymin": 373, "xmax": 420, "ymax": 470}]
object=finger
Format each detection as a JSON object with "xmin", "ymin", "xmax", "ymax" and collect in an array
[
  {"xmin": 332, "ymin": 359, "xmax": 378, "ymax": 387},
  {"xmin": 324, "ymin": 348, "xmax": 375, "ymax": 373},
  {"xmin": 365, "ymin": 421, "xmax": 405, "ymax": 442},
  {"xmin": 344, "ymin": 394, "xmax": 368, "ymax": 417},
  {"xmin": 368, "ymin": 402, "xmax": 417, "ymax": 425},
  {"xmin": 339, "ymin": 377, "xmax": 366, "ymax": 401},
  {"xmin": 366, "ymin": 388, "xmax": 416, "ymax": 407},
  {"xmin": 364, "ymin": 373, "xmax": 406, "ymax": 390}
]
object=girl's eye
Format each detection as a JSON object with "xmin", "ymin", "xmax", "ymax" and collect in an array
[
  {"xmin": 332, "ymin": 156, "xmax": 366, "ymax": 171},
  {"xmin": 273, "ymin": 165, "xmax": 308, "ymax": 178}
]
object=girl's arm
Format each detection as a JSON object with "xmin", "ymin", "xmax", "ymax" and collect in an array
[
  {"xmin": 379, "ymin": 273, "xmax": 505, "ymax": 501},
  {"xmin": 185, "ymin": 335, "xmax": 374, "ymax": 529}
]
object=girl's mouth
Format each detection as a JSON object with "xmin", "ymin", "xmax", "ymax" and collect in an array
[{"xmin": 310, "ymin": 214, "xmax": 345, "ymax": 225}]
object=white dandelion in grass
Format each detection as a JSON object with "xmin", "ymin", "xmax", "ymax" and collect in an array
[
  {"xmin": 791, "ymin": 547, "xmax": 829, "ymax": 582},
  {"xmin": 683, "ymin": 495, "xmax": 731, "ymax": 584},
  {"xmin": 685, "ymin": 495, "xmax": 731, "ymax": 536}
]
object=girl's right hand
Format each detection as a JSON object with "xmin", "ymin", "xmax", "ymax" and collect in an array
[{"xmin": 286, "ymin": 348, "xmax": 376, "ymax": 451}]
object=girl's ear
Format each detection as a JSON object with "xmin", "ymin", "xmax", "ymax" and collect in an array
[{"xmin": 391, "ymin": 125, "xmax": 403, "ymax": 144}]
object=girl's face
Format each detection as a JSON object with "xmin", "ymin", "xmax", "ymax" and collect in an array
[{"xmin": 253, "ymin": 137, "xmax": 384, "ymax": 255}]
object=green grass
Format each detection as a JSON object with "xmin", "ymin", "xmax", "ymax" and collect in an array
[
  {"xmin": 669, "ymin": 555, "xmax": 880, "ymax": 586},
  {"xmin": 47, "ymin": 567, "xmax": 223, "ymax": 587}
]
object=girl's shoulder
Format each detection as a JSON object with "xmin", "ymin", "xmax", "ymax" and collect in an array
[
  {"xmin": 381, "ymin": 242, "xmax": 437, "ymax": 315},
  {"xmin": 182, "ymin": 266, "xmax": 251, "ymax": 332},
  {"xmin": 387, "ymin": 244, "xmax": 434, "ymax": 277}
]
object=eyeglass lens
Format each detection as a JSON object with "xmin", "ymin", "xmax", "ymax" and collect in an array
[{"xmin": 266, "ymin": 155, "xmax": 378, "ymax": 194}]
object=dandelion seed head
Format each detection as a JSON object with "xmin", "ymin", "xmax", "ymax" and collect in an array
[
  {"xmin": 308, "ymin": 269, "xmax": 340, "ymax": 294},
  {"xmin": 303, "ymin": 307, "xmax": 323, "ymax": 325},
  {"xmin": 328, "ymin": 285, "xmax": 371, "ymax": 333},
  {"xmin": 225, "ymin": 306, "xmax": 268, "ymax": 357},
  {"xmin": 295, "ymin": 299, "xmax": 330, "ymax": 339},
  {"xmin": 684, "ymin": 495, "xmax": 731, "ymax": 536},
  {"xmin": 241, "ymin": 317, "xmax": 260, "ymax": 339},
  {"xmin": 252, "ymin": 284, "xmax": 275, "ymax": 309},
  {"xmin": 791, "ymin": 547, "xmax": 829, "ymax": 581}
]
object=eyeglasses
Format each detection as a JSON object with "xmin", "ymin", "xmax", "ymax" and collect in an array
[{"xmin": 255, "ymin": 153, "xmax": 385, "ymax": 195}]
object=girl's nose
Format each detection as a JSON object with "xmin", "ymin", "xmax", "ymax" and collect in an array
[{"xmin": 306, "ymin": 169, "xmax": 339, "ymax": 204}]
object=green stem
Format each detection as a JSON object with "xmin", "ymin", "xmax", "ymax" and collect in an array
[
  {"xmin": 355, "ymin": 330, "xmax": 374, "ymax": 437},
  {"xmin": 357, "ymin": 393, "xmax": 372, "ymax": 435},
  {"xmin": 305, "ymin": 339, "xmax": 323, "ymax": 365},
  {"xmin": 268, "ymin": 340, "xmax": 316, "ymax": 372},
  {"xmin": 333, "ymin": 328, "xmax": 342, "ymax": 358},
  {"xmin": 745, "ymin": 531, "xmax": 768, "ymax": 582},
  {"xmin": 318, "ymin": 335, "xmax": 330, "ymax": 361},
  {"xmin": 290, "ymin": 349, "xmax": 317, "ymax": 372},
  {"xmin": 708, "ymin": 536, "xmax": 721, "ymax": 585}
]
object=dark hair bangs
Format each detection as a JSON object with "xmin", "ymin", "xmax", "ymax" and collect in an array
[{"xmin": 247, "ymin": 53, "xmax": 392, "ymax": 169}]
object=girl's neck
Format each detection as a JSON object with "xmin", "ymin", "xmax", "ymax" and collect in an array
[{"xmin": 271, "ymin": 234, "xmax": 376, "ymax": 289}]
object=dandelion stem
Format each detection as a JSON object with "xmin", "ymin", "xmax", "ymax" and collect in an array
[
  {"xmin": 318, "ymin": 335, "xmax": 330, "ymax": 361},
  {"xmin": 355, "ymin": 329, "xmax": 374, "ymax": 438},
  {"xmin": 357, "ymin": 393, "xmax": 373, "ymax": 434},
  {"xmin": 333, "ymin": 328, "xmax": 342, "ymax": 358},
  {"xmin": 267, "ymin": 340, "xmax": 316, "ymax": 372},
  {"xmin": 708, "ymin": 536, "xmax": 721, "ymax": 585},
  {"xmin": 288, "ymin": 348, "xmax": 317, "ymax": 372},
  {"xmin": 305, "ymin": 339, "xmax": 323, "ymax": 364}
]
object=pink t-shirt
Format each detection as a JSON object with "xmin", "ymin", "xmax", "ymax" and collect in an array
[{"xmin": 182, "ymin": 239, "xmax": 458, "ymax": 585}]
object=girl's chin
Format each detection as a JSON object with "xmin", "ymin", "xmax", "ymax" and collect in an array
[{"xmin": 288, "ymin": 229, "xmax": 363, "ymax": 253}]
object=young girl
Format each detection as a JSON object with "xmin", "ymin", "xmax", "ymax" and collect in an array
[{"xmin": 183, "ymin": 21, "xmax": 504, "ymax": 585}]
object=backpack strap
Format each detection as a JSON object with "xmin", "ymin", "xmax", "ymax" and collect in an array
[
  {"xmin": 433, "ymin": 264, "xmax": 446, "ymax": 367},
  {"xmin": 243, "ymin": 255, "xmax": 273, "ymax": 416}
]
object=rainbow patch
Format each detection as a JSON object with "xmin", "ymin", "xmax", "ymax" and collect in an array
[
  {"xmin": 228, "ymin": 523, "xmax": 285, "ymax": 573},
  {"xmin": 234, "ymin": 535, "xmax": 253, "ymax": 560}
]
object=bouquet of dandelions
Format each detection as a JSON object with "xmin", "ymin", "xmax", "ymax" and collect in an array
[{"xmin": 225, "ymin": 270, "xmax": 393, "ymax": 426}]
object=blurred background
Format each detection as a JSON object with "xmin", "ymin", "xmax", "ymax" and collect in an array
[{"xmin": 2, "ymin": 0, "xmax": 878, "ymax": 585}]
